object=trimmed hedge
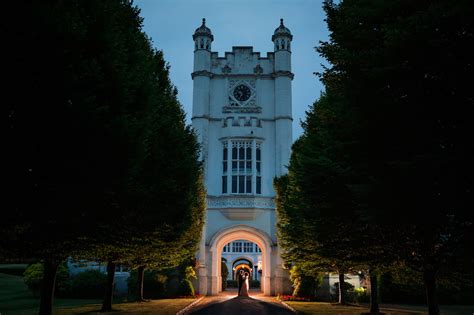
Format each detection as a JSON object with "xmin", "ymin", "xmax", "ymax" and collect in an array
[
  {"xmin": 178, "ymin": 279, "xmax": 195, "ymax": 297},
  {"xmin": 23, "ymin": 262, "xmax": 69, "ymax": 297},
  {"xmin": 127, "ymin": 270, "xmax": 167, "ymax": 299},
  {"xmin": 68, "ymin": 269, "xmax": 106, "ymax": 298}
]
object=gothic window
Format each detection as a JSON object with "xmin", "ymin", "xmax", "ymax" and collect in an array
[
  {"xmin": 222, "ymin": 143, "xmax": 228, "ymax": 193},
  {"xmin": 232, "ymin": 141, "xmax": 251, "ymax": 194},
  {"xmin": 243, "ymin": 242, "xmax": 253, "ymax": 253},
  {"xmin": 255, "ymin": 244, "xmax": 261, "ymax": 253},
  {"xmin": 281, "ymin": 40, "xmax": 285, "ymax": 49},
  {"xmin": 222, "ymin": 140, "xmax": 262, "ymax": 195},
  {"xmin": 232, "ymin": 242, "xmax": 242, "ymax": 252},
  {"xmin": 256, "ymin": 143, "xmax": 262, "ymax": 194},
  {"xmin": 223, "ymin": 243, "xmax": 231, "ymax": 252},
  {"xmin": 200, "ymin": 38, "xmax": 204, "ymax": 49}
]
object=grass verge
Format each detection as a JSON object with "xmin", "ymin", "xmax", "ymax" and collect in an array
[
  {"xmin": 285, "ymin": 301, "xmax": 426, "ymax": 315},
  {"xmin": 0, "ymin": 270, "xmax": 195, "ymax": 315}
]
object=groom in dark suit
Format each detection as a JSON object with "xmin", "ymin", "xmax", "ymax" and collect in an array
[{"xmin": 237, "ymin": 270, "xmax": 244, "ymax": 296}]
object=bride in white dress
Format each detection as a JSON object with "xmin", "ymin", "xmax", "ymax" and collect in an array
[{"xmin": 240, "ymin": 272, "xmax": 250, "ymax": 297}]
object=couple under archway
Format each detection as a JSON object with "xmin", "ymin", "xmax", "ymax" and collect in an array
[{"xmin": 236, "ymin": 269, "xmax": 251, "ymax": 297}]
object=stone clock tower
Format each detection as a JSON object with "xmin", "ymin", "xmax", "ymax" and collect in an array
[{"xmin": 192, "ymin": 18, "xmax": 293, "ymax": 296}]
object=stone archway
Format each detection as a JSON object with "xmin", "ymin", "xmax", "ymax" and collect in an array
[{"xmin": 209, "ymin": 225, "xmax": 273, "ymax": 295}]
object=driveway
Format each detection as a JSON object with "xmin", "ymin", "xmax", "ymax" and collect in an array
[{"xmin": 185, "ymin": 289, "xmax": 294, "ymax": 315}]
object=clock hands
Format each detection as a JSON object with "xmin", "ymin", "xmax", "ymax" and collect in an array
[{"xmin": 233, "ymin": 85, "xmax": 250, "ymax": 102}]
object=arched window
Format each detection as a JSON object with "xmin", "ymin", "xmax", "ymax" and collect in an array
[{"xmin": 222, "ymin": 140, "xmax": 262, "ymax": 194}]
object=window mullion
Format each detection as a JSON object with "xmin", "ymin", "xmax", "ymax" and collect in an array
[
  {"xmin": 252, "ymin": 140, "xmax": 257, "ymax": 195},
  {"xmin": 227, "ymin": 139, "xmax": 231, "ymax": 194}
]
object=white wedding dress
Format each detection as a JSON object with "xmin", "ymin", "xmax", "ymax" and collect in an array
[{"xmin": 240, "ymin": 275, "xmax": 250, "ymax": 297}]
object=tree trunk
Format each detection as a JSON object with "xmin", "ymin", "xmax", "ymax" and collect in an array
[
  {"xmin": 369, "ymin": 271, "xmax": 380, "ymax": 315},
  {"xmin": 39, "ymin": 257, "xmax": 59, "ymax": 315},
  {"xmin": 338, "ymin": 272, "xmax": 346, "ymax": 305},
  {"xmin": 137, "ymin": 265, "xmax": 145, "ymax": 302},
  {"xmin": 101, "ymin": 261, "xmax": 116, "ymax": 312},
  {"xmin": 424, "ymin": 269, "xmax": 440, "ymax": 315}
]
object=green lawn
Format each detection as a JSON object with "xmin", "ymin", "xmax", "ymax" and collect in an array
[
  {"xmin": 0, "ymin": 272, "xmax": 102, "ymax": 315},
  {"xmin": 0, "ymin": 264, "xmax": 28, "ymax": 270},
  {"xmin": 285, "ymin": 301, "xmax": 424, "ymax": 315},
  {"xmin": 57, "ymin": 299, "xmax": 196, "ymax": 315},
  {"xmin": 286, "ymin": 302, "xmax": 369, "ymax": 315},
  {"xmin": 285, "ymin": 301, "xmax": 474, "ymax": 315},
  {"xmin": 0, "ymin": 271, "xmax": 196, "ymax": 315}
]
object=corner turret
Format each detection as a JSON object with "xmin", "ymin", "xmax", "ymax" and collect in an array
[{"xmin": 193, "ymin": 18, "xmax": 214, "ymax": 51}]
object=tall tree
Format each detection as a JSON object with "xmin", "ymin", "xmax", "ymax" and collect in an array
[
  {"xmin": 5, "ymin": 0, "xmax": 139, "ymax": 313},
  {"xmin": 316, "ymin": 0, "xmax": 474, "ymax": 313},
  {"xmin": 275, "ymin": 93, "xmax": 387, "ymax": 308},
  {"xmin": 3, "ymin": 0, "xmax": 205, "ymax": 313},
  {"xmin": 277, "ymin": 1, "xmax": 474, "ymax": 314}
]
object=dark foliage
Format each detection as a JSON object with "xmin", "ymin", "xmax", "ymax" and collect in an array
[
  {"xmin": 276, "ymin": 0, "xmax": 474, "ymax": 314},
  {"xmin": 127, "ymin": 269, "xmax": 167, "ymax": 299},
  {"xmin": 67, "ymin": 270, "xmax": 107, "ymax": 299},
  {"xmin": 4, "ymin": 0, "xmax": 204, "ymax": 313}
]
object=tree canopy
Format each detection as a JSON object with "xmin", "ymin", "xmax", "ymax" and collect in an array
[
  {"xmin": 276, "ymin": 1, "xmax": 474, "ymax": 314},
  {"xmin": 4, "ymin": 0, "xmax": 205, "ymax": 313}
]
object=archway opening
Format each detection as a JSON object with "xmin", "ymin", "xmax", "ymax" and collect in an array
[
  {"xmin": 210, "ymin": 226, "xmax": 272, "ymax": 295},
  {"xmin": 221, "ymin": 240, "xmax": 262, "ymax": 291}
]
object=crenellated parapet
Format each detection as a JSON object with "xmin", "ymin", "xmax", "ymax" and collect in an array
[{"xmin": 210, "ymin": 47, "xmax": 275, "ymax": 76}]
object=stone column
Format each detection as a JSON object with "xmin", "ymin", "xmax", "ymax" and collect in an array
[
  {"xmin": 210, "ymin": 248, "xmax": 219, "ymax": 295},
  {"xmin": 197, "ymin": 221, "xmax": 208, "ymax": 295}
]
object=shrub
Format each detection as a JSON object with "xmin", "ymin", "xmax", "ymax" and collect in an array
[
  {"xmin": 221, "ymin": 262, "xmax": 228, "ymax": 290},
  {"xmin": 178, "ymin": 279, "xmax": 195, "ymax": 297},
  {"xmin": 68, "ymin": 269, "xmax": 106, "ymax": 298},
  {"xmin": 250, "ymin": 279, "xmax": 260, "ymax": 288},
  {"xmin": 354, "ymin": 287, "xmax": 370, "ymax": 303},
  {"xmin": 127, "ymin": 270, "xmax": 167, "ymax": 299},
  {"xmin": 289, "ymin": 265, "xmax": 322, "ymax": 297},
  {"xmin": 23, "ymin": 262, "xmax": 69, "ymax": 297},
  {"xmin": 185, "ymin": 266, "xmax": 197, "ymax": 281},
  {"xmin": 334, "ymin": 281, "xmax": 355, "ymax": 302},
  {"xmin": 379, "ymin": 265, "xmax": 474, "ymax": 305},
  {"xmin": 277, "ymin": 294, "xmax": 317, "ymax": 302}
]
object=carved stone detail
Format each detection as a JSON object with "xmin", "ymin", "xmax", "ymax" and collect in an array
[
  {"xmin": 222, "ymin": 106, "xmax": 262, "ymax": 113},
  {"xmin": 222, "ymin": 65, "xmax": 232, "ymax": 74},
  {"xmin": 226, "ymin": 79, "xmax": 257, "ymax": 109},
  {"xmin": 272, "ymin": 71, "xmax": 294, "ymax": 79},
  {"xmin": 191, "ymin": 70, "xmax": 213, "ymax": 79},
  {"xmin": 254, "ymin": 64, "xmax": 263, "ymax": 75},
  {"xmin": 207, "ymin": 196, "xmax": 275, "ymax": 209}
]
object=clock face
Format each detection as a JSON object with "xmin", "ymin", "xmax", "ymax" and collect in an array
[{"xmin": 233, "ymin": 84, "xmax": 251, "ymax": 102}]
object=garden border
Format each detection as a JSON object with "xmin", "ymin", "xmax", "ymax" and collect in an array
[
  {"xmin": 277, "ymin": 299, "xmax": 297, "ymax": 313},
  {"xmin": 176, "ymin": 295, "xmax": 205, "ymax": 315}
]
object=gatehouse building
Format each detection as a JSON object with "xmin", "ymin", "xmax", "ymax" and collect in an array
[{"xmin": 191, "ymin": 18, "xmax": 294, "ymax": 295}]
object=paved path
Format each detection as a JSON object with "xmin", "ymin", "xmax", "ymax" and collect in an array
[{"xmin": 185, "ymin": 289, "xmax": 294, "ymax": 315}]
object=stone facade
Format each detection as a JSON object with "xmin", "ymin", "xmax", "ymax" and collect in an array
[{"xmin": 191, "ymin": 19, "xmax": 293, "ymax": 296}]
